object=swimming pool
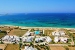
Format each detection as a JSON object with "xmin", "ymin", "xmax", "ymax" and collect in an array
[{"xmin": 35, "ymin": 31, "xmax": 40, "ymax": 34}]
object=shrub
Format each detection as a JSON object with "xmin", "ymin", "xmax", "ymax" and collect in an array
[{"xmin": 19, "ymin": 43, "xmax": 22, "ymax": 48}]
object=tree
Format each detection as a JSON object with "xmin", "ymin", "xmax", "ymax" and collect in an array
[
  {"xmin": 19, "ymin": 43, "xmax": 22, "ymax": 48},
  {"xmin": 0, "ymin": 39, "xmax": 4, "ymax": 44}
]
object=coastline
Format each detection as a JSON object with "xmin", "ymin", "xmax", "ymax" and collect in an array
[{"xmin": 0, "ymin": 24, "xmax": 75, "ymax": 30}]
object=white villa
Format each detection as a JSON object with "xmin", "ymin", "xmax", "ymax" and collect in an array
[
  {"xmin": 52, "ymin": 31, "xmax": 65, "ymax": 36},
  {"xmin": 2, "ymin": 35, "xmax": 20, "ymax": 44},
  {"xmin": 24, "ymin": 32, "xmax": 34, "ymax": 36},
  {"xmin": 60, "ymin": 37, "xmax": 68, "ymax": 43},
  {"xmin": 46, "ymin": 36, "xmax": 52, "ymax": 43},
  {"xmin": 54, "ymin": 36, "xmax": 68, "ymax": 43},
  {"xmin": 35, "ymin": 37, "xmax": 45, "ymax": 42},
  {"xmin": 54, "ymin": 36, "xmax": 59, "ymax": 43},
  {"xmin": 24, "ymin": 32, "xmax": 31, "ymax": 36},
  {"xmin": 22, "ymin": 36, "xmax": 34, "ymax": 42},
  {"xmin": 35, "ymin": 36, "xmax": 52, "ymax": 43},
  {"xmin": 25, "ymin": 46, "xmax": 37, "ymax": 50}
]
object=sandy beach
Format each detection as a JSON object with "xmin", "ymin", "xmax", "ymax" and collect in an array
[{"xmin": 0, "ymin": 25, "xmax": 75, "ymax": 30}]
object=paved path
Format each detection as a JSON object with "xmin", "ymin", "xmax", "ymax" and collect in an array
[
  {"xmin": 48, "ymin": 44, "xmax": 68, "ymax": 46},
  {"xmin": 71, "ymin": 38, "xmax": 74, "ymax": 45},
  {"xmin": 22, "ymin": 29, "xmax": 31, "ymax": 37}
]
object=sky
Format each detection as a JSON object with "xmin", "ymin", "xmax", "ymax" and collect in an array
[{"xmin": 0, "ymin": 0, "xmax": 75, "ymax": 13}]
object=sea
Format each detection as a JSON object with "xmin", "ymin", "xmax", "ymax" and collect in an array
[{"xmin": 0, "ymin": 13, "xmax": 75, "ymax": 28}]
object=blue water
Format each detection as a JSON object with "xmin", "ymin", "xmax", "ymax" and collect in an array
[
  {"xmin": 35, "ymin": 31, "xmax": 40, "ymax": 34},
  {"xmin": 0, "ymin": 13, "xmax": 75, "ymax": 28}
]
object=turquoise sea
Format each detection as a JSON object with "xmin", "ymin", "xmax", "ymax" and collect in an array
[{"xmin": 0, "ymin": 13, "xmax": 75, "ymax": 28}]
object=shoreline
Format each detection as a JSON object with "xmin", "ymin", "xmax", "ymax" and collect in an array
[{"xmin": 0, "ymin": 24, "xmax": 75, "ymax": 30}]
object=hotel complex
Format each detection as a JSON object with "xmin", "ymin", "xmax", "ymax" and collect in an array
[{"xmin": 0, "ymin": 26, "xmax": 75, "ymax": 50}]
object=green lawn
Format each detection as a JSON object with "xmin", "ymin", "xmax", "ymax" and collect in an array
[{"xmin": 0, "ymin": 31, "xmax": 6, "ymax": 38}]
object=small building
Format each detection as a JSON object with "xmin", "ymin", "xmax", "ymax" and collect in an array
[
  {"xmin": 43, "ymin": 30, "xmax": 44, "ymax": 34},
  {"xmin": 25, "ymin": 46, "xmax": 37, "ymax": 50},
  {"xmin": 45, "ymin": 36, "xmax": 52, "ymax": 43},
  {"xmin": 22, "ymin": 36, "xmax": 34, "ymax": 42},
  {"xmin": 54, "ymin": 36, "xmax": 68, "ymax": 43},
  {"xmin": 52, "ymin": 31, "xmax": 65, "ymax": 36},
  {"xmin": 35, "ymin": 37, "xmax": 45, "ymax": 43},
  {"xmin": 52, "ymin": 32, "xmax": 60, "ymax": 36},
  {"xmin": 35, "ymin": 36, "xmax": 52, "ymax": 43},
  {"xmin": 35, "ymin": 38, "xmax": 40, "ymax": 42},
  {"xmin": 59, "ymin": 37, "xmax": 67, "ymax": 43},
  {"xmin": 54, "ymin": 36, "xmax": 59, "ymax": 43},
  {"xmin": 25, "ymin": 32, "xmax": 31, "ymax": 36},
  {"xmin": 25, "ymin": 32, "xmax": 34, "ymax": 36},
  {"xmin": 59, "ymin": 31, "xmax": 65, "ymax": 36}
]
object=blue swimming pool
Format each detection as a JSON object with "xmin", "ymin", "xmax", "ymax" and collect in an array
[{"xmin": 35, "ymin": 31, "xmax": 40, "ymax": 34}]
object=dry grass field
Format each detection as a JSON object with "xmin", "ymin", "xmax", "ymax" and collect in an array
[
  {"xmin": 8, "ymin": 29, "xmax": 28, "ymax": 36},
  {"xmin": 44, "ymin": 30, "xmax": 54, "ymax": 36},
  {"xmin": 68, "ymin": 47, "xmax": 75, "ymax": 50},
  {"xmin": 50, "ymin": 46, "xmax": 75, "ymax": 50},
  {"xmin": 0, "ymin": 27, "xmax": 10, "ymax": 31},
  {"xmin": 5, "ymin": 44, "xmax": 19, "ymax": 50},
  {"xmin": 73, "ymin": 33, "xmax": 75, "ymax": 37},
  {"xmin": 0, "ymin": 44, "xmax": 7, "ymax": 50},
  {"xmin": 50, "ymin": 46, "xmax": 65, "ymax": 50}
]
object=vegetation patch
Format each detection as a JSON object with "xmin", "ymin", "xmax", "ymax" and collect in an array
[
  {"xmin": 35, "ymin": 45, "xmax": 50, "ymax": 50},
  {"xmin": 8, "ymin": 29, "xmax": 28, "ymax": 36},
  {"xmin": 44, "ymin": 30, "xmax": 54, "ymax": 36},
  {"xmin": 0, "ymin": 31, "xmax": 7, "ymax": 38},
  {"xmin": 5, "ymin": 44, "xmax": 20, "ymax": 50}
]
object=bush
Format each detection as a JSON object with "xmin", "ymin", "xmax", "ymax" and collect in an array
[
  {"xmin": 46, "ymin": 46, "xmax": 50, "ymax": 50},
  {"xmin": 65, "ymin": 47, "xmax": 69, "ymax": 50},
  {"xmin": 68, "ymin": 45, "xmax": 75, "ymax": 47},
  {"xmin": 64, "ymin": 46, "xmax": 69, "ymax": 50},
  {"xmin": 19, "ymin": 43, "xmax": 22, "ymax": 48},
  {"xmin": 1, "ymin": 40, "xmax": 4, "ymax": 44},
  {"xmin": 30, "ymin": 42, "xmax": 33, "ymax": 46},
  {"xmin": 0, "ymin": 31, "xmax": 7, "ymax": 34},
  {"xmin": 40, "ymin": 40, "xmax": 44, "ymax": 42}
]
